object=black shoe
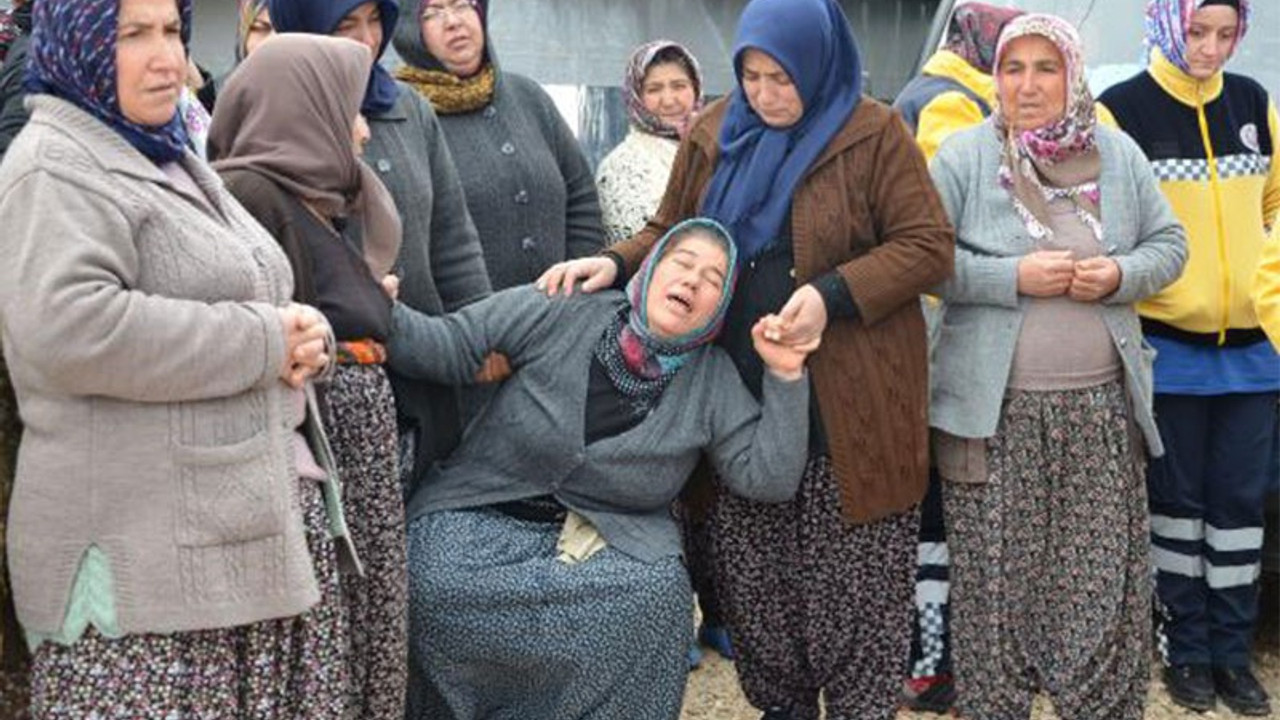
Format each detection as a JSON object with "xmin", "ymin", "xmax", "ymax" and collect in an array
[
  {"xmin": 1162, "ymin": 664, "xmax": 1216, "ymax": 712},
  {"xmin": 1213, "ymin": 666, "xmax": 1273, "ymax": 716},
  {"xmin": 760, "ymin": 707, "xmax": 791, "ymax": 720}
]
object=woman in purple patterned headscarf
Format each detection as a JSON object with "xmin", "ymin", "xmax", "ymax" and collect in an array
[
  {"xmin": 0, "ymin": 0, "xmax": 354, "ymax": 717},
  {"xmin": 929, "ymin": 12, "xmax": 1188, "ymax": 720}
]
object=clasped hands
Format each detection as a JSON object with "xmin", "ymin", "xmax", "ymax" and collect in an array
[
  {"xmin": 1017, "ymin": 250, "xmax": 1121, "ymax": 301},
  {"xmin": 277, "ymin": 303, "xmax": 331, "ymax": 389}
]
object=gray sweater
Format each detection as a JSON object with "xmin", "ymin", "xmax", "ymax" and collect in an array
[
  {"xmin": 366, "ymin": 85, "xmax": 494, "ymax": 482},
  {"xmin": 0, "ymin": 96, "xmax": 345, "ymax": 635},
  {"xmin": 387, "ymin": 287, "xmax": 810, "ymax": 563},
  {"xmin": 428, "ymin": 72, "xmax": 605, "ymax": 290},
  {"xmin": 928, "ymin": 121, "xmax": 1187, "ymax": 455}
]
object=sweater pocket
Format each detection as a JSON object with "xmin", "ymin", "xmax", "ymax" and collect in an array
[{"xmin": 172, "ymin": 431, "xmax": 286, "ymax": 547}]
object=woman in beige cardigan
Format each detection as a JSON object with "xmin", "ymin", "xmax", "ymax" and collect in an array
[{"xmin": 0, "ymin": 0, "xmax": 353, "ymax": 716}]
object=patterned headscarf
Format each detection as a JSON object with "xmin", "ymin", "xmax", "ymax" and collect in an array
[
  {"xmin": 944, "ymin": 3, "xmax": 1026, "ymax": 75},
  {"xmin": 25, "ymin": 0, "xmax": 192, "ymax": 164},
  {"xmin": 594, "ymin": 218, "xmax": 739, "ymax": 415},
  {"xmin": 623, "ymin": 40, "xmax": 704, "ymax": 140},
  {"xmin": 1145, "ymin": 0, "xmax": 1250, "ymax": 75},
  {"xmin": 235, "ymin": 0, "xmax": 270, "ymax": 62},
  {"xmin": 0, "ymin": 10, "xmax": 16, "ymax": 63},
  {"xmin": 994, "ymin": 13, "xmax": 1102, "ymax": 242}
]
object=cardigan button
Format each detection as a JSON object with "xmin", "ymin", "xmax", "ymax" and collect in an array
[
  {"xmin": 514, "ymin": 189, "xmax": 529, "ymax": 204},
  {"xmin": 521, "ymin": 236, "xmax": 537, "ymax": 251},
  {"xmin": 376, "ymin": 159, "xmax": 392, "ymax": 173},
  {"xmin": 484, "ymin": 105, "xmax": 497, "ymax": 119},
  {"xmin": 501, "ymin": 142, "xmax": 516, "ymax": 155}
]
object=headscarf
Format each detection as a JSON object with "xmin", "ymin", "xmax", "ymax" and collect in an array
[
  {"xmin": 944, "ymin": 2, "xmax": 1026, "ymax": 75},
  {"xmin": 235, "ymin": 0, "xmax": 269, "ymax": 62},
  {"xmin": 699, "ymin": 0, "xmax": 863, "ymax": 261},
  {"xmin": 391, "ymin": 0, "xmax": 496, "ymax": 114},
  {"xmin": 994, "ymin": 13, "xmax": 1102, "ymax": 242},
  {"xmin": 623, "ymin": 40, "xmax": 704, "ymax": 140},
  {"xmin": 594, "ymin": 218, "xmax": 740, "ymax": 415},
  {"xmin": 209, "ymin": 34, "xmax": 402, "ymax": 278},
  {"xmin": 0, "ymin": 10, "xmax": 16, "ymax": 63},
  {"xmin": 25, "ymin": 0, "xmax": 193, "ymax": 164},
  {"xmin": 1145, "ymin": 0, "xmax": 1250, "ymax": 75},
  {"xmin": 266, "ymin": 0, "xmax": 401, "ymax": 115}
]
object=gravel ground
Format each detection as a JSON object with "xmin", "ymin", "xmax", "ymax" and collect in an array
[
  {"xmin": 680, "ymin": 650, "xmax": 1279, "ymax": 719},
  {"xmin": 681, "ymin": 578, "xmax": 1280, "ymax": 719}
]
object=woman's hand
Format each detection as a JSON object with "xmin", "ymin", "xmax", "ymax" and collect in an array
[
  {"xmin": 381, "ymin": 274, "xmax": 400, "ymax": 300},
  {"xmin": 278, "ymin": 303, "xmax": 331, "ymax": 388},
  {"xmin": 1068, "ymin": 257, "xmax": 1121, "ymax": 302},
  {"xmin": 1017, "ymin": 250, "xmax": 1074, "ymax": 297},
  {"xmin": 536, "ymin": 257, "xmax": 617, "ymax": 296},
  {"xmin": 770, "ymin": 285, "xmax": 828, "ymax": 347},
  {"xmin": 475, "ymin": 352, "xmax": 512, "ymax": 383},
  {"xmin": 753, "ymin": 315, "xmax": 819, "ymax": 381}
]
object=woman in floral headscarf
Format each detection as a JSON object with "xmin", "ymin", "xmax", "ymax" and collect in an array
[
  {"xmin": 388, "ymin": 218, "xmax": 813, "ymax": 718},
  {"xmin": 928, "ymin": 13, "xmax": 1186, "ymax": 720},
  {"xmin": 596, "ymin": 40, "xmax": 704, "ymax": 246},
  {"xmin": 1097, "ymin": 1, "xmax": 1279, "ymax": 715}
]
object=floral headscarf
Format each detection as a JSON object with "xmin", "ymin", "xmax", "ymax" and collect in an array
[
  {"xmin": 624, "ymin": 40, "xmax": 704, "ymax": 140},
  {"xmin": 594, "ymin": 218, "xmax": 739, "ymax": 416},
  {"xmin": 944, "ymin": 2, "xmax": 1026, "ymax": 75},
  {"xmin": 26, "ymin": 0, "xmax": 193, "ymax": 164},
  {"xmin": 1145, "ymin": 0, "xmax": 1250, "ymax": 75},
  {"xmin": 994, "ymin": 13, "xmax": 1102, "ymax": 242},
  {"xmin": 0, "ymin": 10, "xmax": 16, "ymax": 64}
]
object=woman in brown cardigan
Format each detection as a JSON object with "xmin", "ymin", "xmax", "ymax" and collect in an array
[{"xmin": 539, "ymin": 0, "xmax": 952, "ymax": 717}]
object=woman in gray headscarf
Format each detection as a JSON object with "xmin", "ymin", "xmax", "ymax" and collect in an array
[{"xmin": 209, "ymin": 33, "xmax": 408, "ymax": 720}]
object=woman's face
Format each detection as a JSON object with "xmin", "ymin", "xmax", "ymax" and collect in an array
[
  {"xmin": 641, "ymin": 61, "xmax": 696, "ymax": 131},
  {"xmin": 420, "ymin": 0, "xmax": 485, "ymax": 78},
  {"xmin": 996, "ymin": 35, "xmax": 1067, "ymax": 132},
  {"xmin": 243, "ymin": 7, "xmax": 273, "ymax": 58},
  {"xmin": 740, "ymin": 48, "xmax": 803, "ymax": 129},
  {"xmin": 333, "ymin": 2, "xmax": 383, "ymax": 60},
  {"xmin": 116, "ymin": 0, "xmax": 186, "ymax": 127},
  {"xmin": 644, "ymin": 233, "xmax": 729, "ymax": 341},
  {"xmin": 1184, "ymin": 5, "xmax": 1239, "ymax": 80}
]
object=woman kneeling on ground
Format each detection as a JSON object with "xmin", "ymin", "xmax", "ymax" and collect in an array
[{"xmin": 388, "ymin": 219, "xmax": 815, "ymax": 720}]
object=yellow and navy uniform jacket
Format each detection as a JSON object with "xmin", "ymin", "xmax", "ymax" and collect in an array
[
  {"xmin": 1098, "ymin": 49, "xmax": 1280, "ymax": 345},
  {"xmin": 893, "ymin": 50, "xmax": 995, "ymax": 164}
]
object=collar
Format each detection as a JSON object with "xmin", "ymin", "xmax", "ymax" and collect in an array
[
  {"xmin": 28, "ymin": 95, "xmax": 228, "ymax": 218},
  {"xmin": 1148, "ymin": 46, "xmax": 1224, "ymax": 107},
  {"xmin": 688, "ymin": 93, "xmax": 881, "ymax": 172},
  {"xmin": 923, "ymin": 49, "xmax": 996, "ymax": 105}
]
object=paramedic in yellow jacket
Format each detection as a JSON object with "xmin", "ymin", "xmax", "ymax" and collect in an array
[
  {"xmin": 893, "ymin": 2, "xmax": 1023, "ymax": 162},
  {"xmin": 1098, "ymin": 1, "xmax": 1279, "ymax": 716}
]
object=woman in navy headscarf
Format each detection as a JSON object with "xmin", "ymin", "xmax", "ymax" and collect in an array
[
  {"xmin": 539, "ymin": 0, "xmax": 954, "ymax": 717},
  {"xmin": 0, "ymin": 0, "xmax": 349, "ymax": 717}
]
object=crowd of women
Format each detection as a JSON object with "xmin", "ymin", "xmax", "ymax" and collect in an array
[{"xmin": 0, "ymin": 0, "xmax": 1274, "ymax": 718}]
